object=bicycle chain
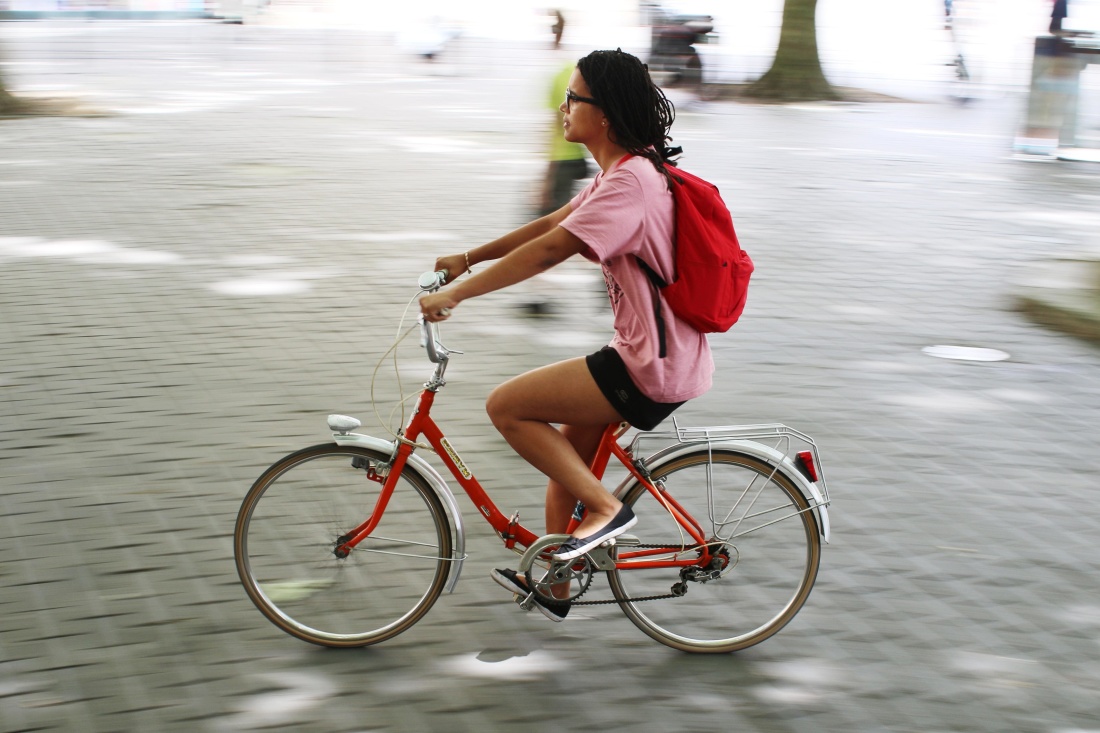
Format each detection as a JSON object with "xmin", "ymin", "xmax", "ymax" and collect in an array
[
  {"xmin": 571, "ymin": 592, "xmax": 679, "ymax": 606},
  {"xmin": 548, "ymin": 543, "xmax": 695, "ymax": 606}
]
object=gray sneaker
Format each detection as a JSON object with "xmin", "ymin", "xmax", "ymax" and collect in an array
[{"xmin": 551, "ymin": 504, "xmax": 637, "ymax": 561}]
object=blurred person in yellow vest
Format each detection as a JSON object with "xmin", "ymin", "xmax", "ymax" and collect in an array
[{"xmin": 537, "ymin": 11, "xmax": 591, "ymax": 217}]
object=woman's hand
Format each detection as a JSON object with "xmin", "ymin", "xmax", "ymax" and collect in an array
[
  {"xmin": 435, "ymin": 254, "xmax": 469, "ymax": 284},
  {"xmin": 420, "ymin": 289, "xmax": 460, "ymax": 322}
]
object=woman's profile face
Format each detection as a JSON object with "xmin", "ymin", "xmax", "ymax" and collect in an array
[{"xmin": 560, "ymin": 68, "xmax": 607, "ymax": 146}]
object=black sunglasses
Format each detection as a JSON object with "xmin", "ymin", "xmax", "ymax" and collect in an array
[{"xmin": 564, "ymin": 89, "xmax": 599, "ymax": 111}]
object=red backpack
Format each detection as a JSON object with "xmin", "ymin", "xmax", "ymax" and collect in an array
[{"xmin": 636, "ymin": 163, "xmax": 753, "ymax": 356}]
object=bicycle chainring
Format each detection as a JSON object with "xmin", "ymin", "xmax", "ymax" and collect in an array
[{"xmin": 525, "ymin": 556, "xmax": 594, "ymax": 604}]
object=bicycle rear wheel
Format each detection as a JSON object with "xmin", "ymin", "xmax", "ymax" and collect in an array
[
  {"xmin": 607, "ymin": 449, "xmax": 820, "ymax": 653},
  {"xmin": 234, "ymin": 444, "xmax": 452, "ymax": 647}
]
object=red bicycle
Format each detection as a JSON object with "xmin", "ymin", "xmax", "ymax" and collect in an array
[{"xmin": 234, "ymin": 272, "xmax": 832, "ymax": 653}]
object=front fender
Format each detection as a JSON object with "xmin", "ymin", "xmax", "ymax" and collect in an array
[
  {"xmin": 332, "ymin": 432, "xmax": 467, "ymax": 592},
  {"xmin": 613, "ymin": 439, "xmax": 831, "ymax": 543}
]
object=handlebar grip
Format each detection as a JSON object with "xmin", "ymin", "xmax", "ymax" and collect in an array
[
  {"xmin": 420, "ymin": 316, "xmax": 448, "ymax": 364},
  {"xmin": 417, "ymin": 271, "xmax": 452, "ymax": 364}
]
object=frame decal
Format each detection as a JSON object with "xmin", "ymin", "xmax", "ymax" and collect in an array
[{"xmin": 439, "ymin": 437, "xmax": 472, "ymax": 479}]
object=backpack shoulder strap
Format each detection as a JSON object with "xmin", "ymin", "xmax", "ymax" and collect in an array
[
  {"xmin": 635, "ymin": 255, "xmax": 668, "ymax": 359},
  {"xmin": 634, "ymin": 255, "xmax": 667, "ymax": 289},
  {"xmin": 631, "ymin": 155, "xmax": 681, "ymax": 360}
]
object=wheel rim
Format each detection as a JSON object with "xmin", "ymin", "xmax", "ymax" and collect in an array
[
  {"xmin": 236, "ymin": 446, "xmax": 451, "ymax": 646},
  {"xmin": 609, "ymin": 452, "xmax": 820, "ymax": 652}
]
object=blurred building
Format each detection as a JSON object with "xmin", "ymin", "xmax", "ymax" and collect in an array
[
  {"xmin": 4, "ymin": 0, "xmax": 1096, "ymax": 106},
  {"xmin": 2, "ymin": 0, "xmax": 206, "ymax": 10}
]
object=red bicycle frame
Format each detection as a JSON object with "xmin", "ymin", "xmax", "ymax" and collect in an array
[{"xmin": 336, "ymin": 386, "xmax": 714, "ymax": 570}]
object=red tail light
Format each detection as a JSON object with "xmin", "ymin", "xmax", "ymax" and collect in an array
[{"xmin": 795, "ymin": 451, "xmax": 819, "ymax": 482}]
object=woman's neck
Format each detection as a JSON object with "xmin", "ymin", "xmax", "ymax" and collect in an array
[{"xmin": 588, "ymin": 140, "xmax": 630, "ymax": 174}]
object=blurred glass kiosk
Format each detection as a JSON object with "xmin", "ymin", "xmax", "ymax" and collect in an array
[{"xmin": 1015, "ymin": 33, "xmax": 1100, "ymax": 161}]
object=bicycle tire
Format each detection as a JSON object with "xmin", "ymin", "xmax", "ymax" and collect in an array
[
  {"xmin": 607, "ymin": 449, "xmax": 821, "ymax": 653},
  {"xmin": 234, "ymin": 443, "xmax": 453, "ymax": 648}
]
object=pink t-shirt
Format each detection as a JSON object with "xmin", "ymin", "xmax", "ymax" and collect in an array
[{"xmin": 562, "ymin": 155, "xmax": 713, "ymax": 403}]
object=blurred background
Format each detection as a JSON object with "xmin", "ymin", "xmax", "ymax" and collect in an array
[
  {"xmin": 3, "ymin": 0, "xmax": 1099, "ymax": 97},
  {"xmin": 3, "ymin": 1, "xmax": 1100, "ymax": 732}
]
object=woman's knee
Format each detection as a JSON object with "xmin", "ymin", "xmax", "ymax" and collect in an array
[{"xmin": 486, "ymin": 381, "xmax": 521, "ymax": 430}]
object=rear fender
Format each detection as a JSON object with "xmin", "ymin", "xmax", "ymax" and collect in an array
[{"xmin": 612, "ymin": 439, "xmax": 830, "ymax": 543}]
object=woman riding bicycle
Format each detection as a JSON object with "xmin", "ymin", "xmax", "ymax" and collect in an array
[{"xmin": 419, "ymin": 49, "xmax": 713, "ymax": 621}]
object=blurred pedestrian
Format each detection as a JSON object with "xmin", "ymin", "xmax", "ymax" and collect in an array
[
  {"xmin": 537, "ymin": 12, "xmax": 590, "ymax": 218},
  {"xmin": 1050, "ymin": 0, "xmax": 1068, "ymax": 33},
  {"xmin": 420, "ymin": 49, "xmax": 710, "ymax": 622},
  {"xmin": 397, "ymin": 15, "xmax": 461, "ymax": 62},
  {"xmin": 943, "ymin": 0, "xmax": 971, "ymax": 102}
]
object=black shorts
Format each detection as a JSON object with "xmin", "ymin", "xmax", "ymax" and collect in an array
[{"xmin": 585, "ymin": 346, "xmax": 684, "ymax": 431}]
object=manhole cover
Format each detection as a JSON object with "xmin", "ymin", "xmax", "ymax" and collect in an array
[{"xmin": 921, "ymin": 345, "xmax": 1010, "ymax": 362}]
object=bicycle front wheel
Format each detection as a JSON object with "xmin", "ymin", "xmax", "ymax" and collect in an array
[
  {"xmin": 608, "ymin": 449, "xmax": 821, "ymax": 653},
  {"xmin": 234, "ymin": 444, "xmax": 453, "ymax": 647}
]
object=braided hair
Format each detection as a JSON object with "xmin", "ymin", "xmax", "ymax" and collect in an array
[{"xmin": 576, "ymin": 49, "xmax": 682, "ymax": 180}]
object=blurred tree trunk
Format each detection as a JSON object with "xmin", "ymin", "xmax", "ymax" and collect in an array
[
  {"xmin": 1, "ymin": 43, "xmax": 24, "ymax": 115},
  {"xmin": 1, "ymin": 42, "xmax": 97, "ymax": 117},
  {"xmin": 0, "ymin": 82, "xmax": 20, "ymax": 114},
  {"xmin": 745, "ymin": 0, "xmax": 839, "ymax": 101}
]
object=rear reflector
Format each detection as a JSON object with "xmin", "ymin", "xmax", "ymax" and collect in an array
[{"xmin": 795, "ymin": 451, "xmax": 819, "ymax": 482}]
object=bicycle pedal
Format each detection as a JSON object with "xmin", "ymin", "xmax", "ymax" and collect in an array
[{"xmin": 615, "ymin": 534, "xmax": 641, "ymax": 546}]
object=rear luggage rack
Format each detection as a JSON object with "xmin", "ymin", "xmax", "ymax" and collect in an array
[{"xmin": 629, "ymin": 419, "xmax": 831, "ymax": 507}]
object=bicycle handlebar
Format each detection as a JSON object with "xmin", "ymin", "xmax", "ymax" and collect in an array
[{"xmin": 418, "ymin": 270, "xmax": 450, "ymax": 365}]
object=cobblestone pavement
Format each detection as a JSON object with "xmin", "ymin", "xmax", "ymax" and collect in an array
[{"xmin": 3, "ymin": 20, "xmax": 1100, "ymax": 733}]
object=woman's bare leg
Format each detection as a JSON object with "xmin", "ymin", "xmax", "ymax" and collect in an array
[
  {"xmin": 486, "ymin": 357, "xmax": 626, "ymax": 538},
  {"xmin": 544, "ymin": 423, "xmax": 608, "ymax": 535}
]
